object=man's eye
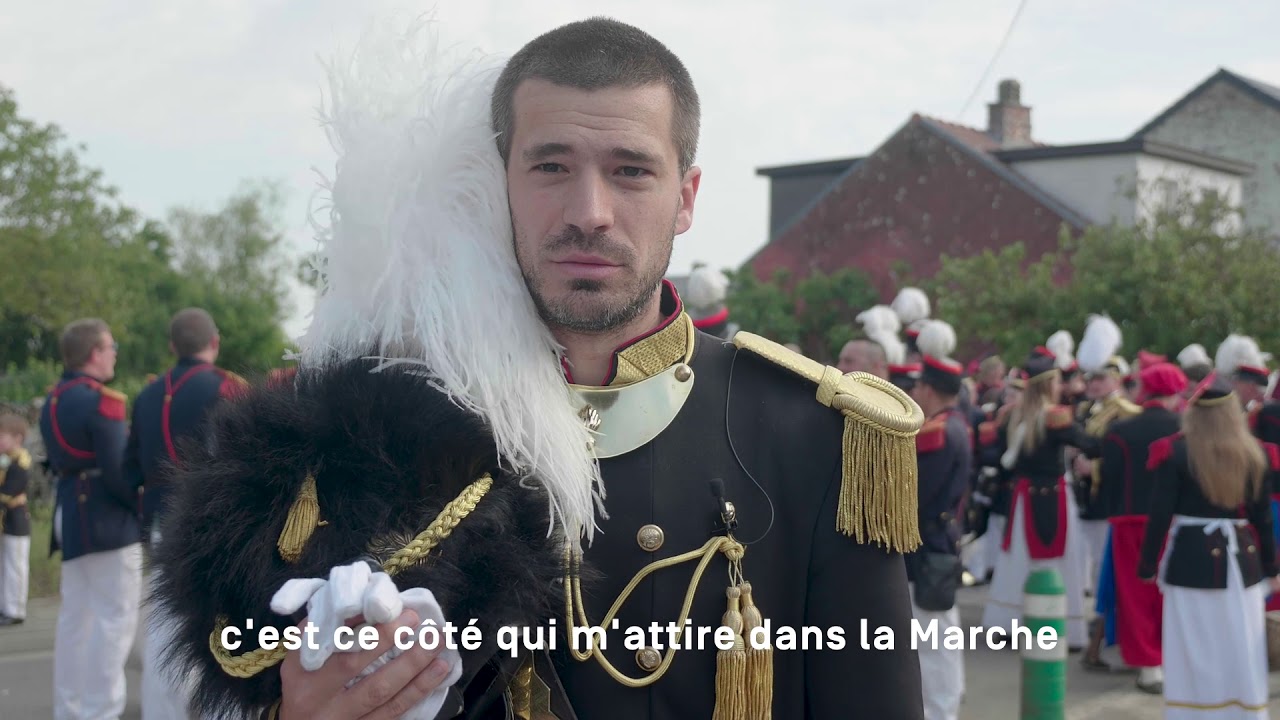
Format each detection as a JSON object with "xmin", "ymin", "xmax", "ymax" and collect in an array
[
  {"xmin": 536, "ymin": 163, "xmax": 563, "ymax": 173},
  {"xmin": 619, "ymin": 167, "xmax": 648, "ymax": 178}
]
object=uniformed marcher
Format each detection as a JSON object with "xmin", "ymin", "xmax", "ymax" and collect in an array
[
  {"xmin": 149, "ymin": 16, "xmax": 927, "ymax": 720},
  {"xmin": 980, "ymin": 347, "xmax": 1099, "ymax": 648},
  {"xmin": 907, "ymin": 320, "xmax": 971, "ymax": 720},
  {"xmin": 1071, "ymin": 315, "xmax": 1140, "ymax": 622},
  {"xmin": 123, "ymin": 307, "xmax": 247, "ymax": 719},
  {"xmin": 1092, "ymin": 362, "xmax": 1186, "ymax": 692},
  {"xmin": 681, "ymin": 263, "xmax": 739, "ymax": 340},
  {"xmin": 39, "ymin": 318, "xmax": 142, "ymax": 720},
  {"xmin": 0, "ymin": 412, "xmax": 33, "ymax": 626},
  {"xmin": 892, "ymin": 287, "xmax": 931, "ymax": 364},
  {"xmin": 1139, "ymin": 373, "xmax": 1280, "ymax": 719}
]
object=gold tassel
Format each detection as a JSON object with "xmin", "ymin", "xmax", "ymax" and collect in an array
[
  {"xmin": 837, "ymin": 414, "xmax": 921, "ymax": 554},
  {"xmin": 277, "ymin": 473, "xmax": 321, "ymax": 563},
  {"xmin": 713, "ymin": 586, "xmax": 747, "ymax": 720},
  {"xmin": 738, "ymin": 582, "xmax": 773, "ymax": 720}
]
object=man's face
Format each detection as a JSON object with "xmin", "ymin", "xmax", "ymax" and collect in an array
[
  {"xmin": 1086, "ymin": 374, "xmax": 1117, "ymax": 400},
  {"xmin": 909, "ymin": 382, "xmax": 935, "ymax": 409},
  {"xmin": 90, "ymin": 331, "xmax": 117, "ymax": 382},
  {"xmin": 979, "ymin": 363, "xmax": 1005, "ymax": 386},
  {"xmin": 506, "ymin": 79, "xmax": 701, "ymax": 334},
  {"xmin": 0, "ymin": 432, "xmax": 18, "ymax": 455}
]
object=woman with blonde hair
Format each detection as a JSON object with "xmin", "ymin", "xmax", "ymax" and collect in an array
[
  {"xmin": 1139, "ymin": 373, "xmax": 1279, "ymax": 718},
  {"xmin": 981, "ymin": 348, "xmax": 1100, "ymax": 647}
]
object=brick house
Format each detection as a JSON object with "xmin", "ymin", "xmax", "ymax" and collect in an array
[{"xmin": 749, "ymin": 79, "xmax": 1254, "ymax": 299}]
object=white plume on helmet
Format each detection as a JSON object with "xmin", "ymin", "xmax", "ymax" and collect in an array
[
  {"xmin": 684, "ymin": 263, "xmax": 729, "ymax": 314},
  {"xmin": 1046, "ymin": 330, "xmax": 1075, "ymax": 371},
  {"xmin": 856, "ymin": 305, "xmax": 902, "ymax": 338},
  {"xmin": 295, "ymin": 16, "xmax": 603, "ymax": 545},
  {"xmin": 1076, "ymin": 314, "xmax": 1122, "ymax": 374},
  {"xmin": 1215, "ymin": 334, "xmax": 1266, "ymax": 375},
  {"xmin": 1177, "ymin": 343, "xmax": 1211, "ymax": 369},
  {"xmin": 891, "ymin": 287, "xmax": 930, "ymax": 327},
  {"xmin": 916, "ymin": 319, "xmax": 956, "ymax": 362}
]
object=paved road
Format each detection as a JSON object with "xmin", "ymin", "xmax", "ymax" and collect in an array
[{"xmin": 1, "ymin": 586, "xmax": 1276, "ymax": 719}]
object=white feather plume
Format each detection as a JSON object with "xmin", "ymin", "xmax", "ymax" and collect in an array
[
  {"xmin": 856, "ymin": 305, "xmax": 902, "ymax": 337},
  {"xmin": 1215, "ymin": 334, "xmax": 1266, "ymax": 374},
  {"xmin": 1076, "ymin": 314, "xmax": 1122, "ymax": 374},
  {"xmin": 684, "ymin": 264, "xmax": 728, "ymax": 313},
  {"xmin": 1047, "ymin": 330, "xmax": 1074, "ymax": 370},
  {"xmin": 891, "ymin": 287, "xmax": 930, "ymax": 326},
  {"xmin": 296, "ymin": 15, "xmax": 603, "ymax": 545},
  {"xmin": 869, "ymin": 330, "xmax": 907, "ymax": 366},
  {"xmin": 1177, "ymin": 343, "xmax": 1210, "ymax": 369},
  {"xmin": 916, "ymin": 319, "xmax": 956, "ymax": 361}
]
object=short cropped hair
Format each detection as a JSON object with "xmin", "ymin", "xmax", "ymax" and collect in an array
[
  {"xmin": 492, "ymin": 17, "xmax": 701, "ymax": 174},
  {"xmin": 59, "ymin": 318, "xmax": 110, "ymax": 370},
  {"xmin": 169, "ymin": 308, "xmax": 218, "ymax": 358}
]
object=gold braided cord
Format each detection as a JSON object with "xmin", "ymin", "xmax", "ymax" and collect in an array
[
  {"xmin": 564, "ymin": 535, "xmax": 743, "ymax": 687},
  {"xmin": 209, "ymin": 474, "xmax": 494, "ymax": 678}
]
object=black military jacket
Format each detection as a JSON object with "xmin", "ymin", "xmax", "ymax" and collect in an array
[
  {"xmin": 1253, "ymin": 402, "xmax": 1280, "ymax": 452},
  {"xmin": 1138, "ymin": 434, "xmax": 1278, "ymax": 588},
  {"xmin": 38, "ymin": 371, "xmax": 139, "ymax": 560},
  {"xmin": 1099, "ymin": 404, "xmax": 1181, "ymax": 518},
  {"xmin": 552, "ymin": 307, "xmax": 923, "ymax": 718},
  {"xmin": 0, "ymin": 449, "xmax": 32, "ymax": 537},
  {"xmin": 124, "ymin": 357, "xmax": 243, "ymax": 532},
  {"xmin": 910, "ymin": 407, "xmax": 971, "ymax": 571}
]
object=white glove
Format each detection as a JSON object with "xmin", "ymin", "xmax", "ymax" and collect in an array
[{"xmin": 271, "ymin": 561, "xmax": 464, "ymax": 720}]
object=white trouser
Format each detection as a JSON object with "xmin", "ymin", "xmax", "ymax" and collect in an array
[
  {"xmin": 0, "ymin": 534, "xmax": 30, "ymax": 618},
  {"xmin": 910, "ymin": 584, "xmax": 965, "ymax": 720},
  {"xmin": 1078, "ymin": 519, "xmax": 1109, "ymax": 592},
  {"xmin": 54, "ymin": 544, "xmax": 143, "ymax": 720},
  {"xmin": 142, "ymin": 529, "xmax": 194, "ymax": 719}
]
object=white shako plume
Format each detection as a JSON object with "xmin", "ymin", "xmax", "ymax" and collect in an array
[
  {"xmin": 297, "ymin": 15, "xmax": 604, "ymax": 546},
  {"xmin": 916, "ymin": 319, "xmax": 956, "ymax": 362},
  {"xmin": 1047, "ymin": 330, "xmax": 1074, "ymax": 371}
]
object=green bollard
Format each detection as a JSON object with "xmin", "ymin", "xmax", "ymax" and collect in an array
[{"xmin": 1020, "ymin": 568, "xmax": 1067, "ymax": 720}]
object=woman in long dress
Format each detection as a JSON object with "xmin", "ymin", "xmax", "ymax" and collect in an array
[
  {"xmin": 1139, "ymin": 373, "xmax": 1280, "ymax": 719},
  {"xmin": 981, "ymin": 348, "xmax": 1100, "ymax": 647}
]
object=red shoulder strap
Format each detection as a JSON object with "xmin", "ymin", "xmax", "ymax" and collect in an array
[
  {"xmin": 1146, "ymin": 433, "xmax": 1179, "ymax": 471},
  {"xmin": 161, "ymin": 364, "xmax": 215, "ymax": 465},
  {"xmin": 48, "ymin": 377, "xmax": 99, "ymax": 460},
  {"xmin": 1262, "ymin": 442, "xmax": 1280, "ymax": 472}
]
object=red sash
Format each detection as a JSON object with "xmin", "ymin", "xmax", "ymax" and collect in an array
[
  {"xmin": 48, "ymin": 377, "xmax": 100, "ymax": 461},
  {"xmin": 162, "ymin": 364, "xmax": 214, "ymax": 466}
]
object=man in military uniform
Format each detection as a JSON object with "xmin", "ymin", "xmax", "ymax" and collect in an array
[
  {"xmin": 1072, "ymin": 315, "xmax": 1141, "ymax": 670},
  {"xmin": 149, "ymin": 16, "xmax": 926, "ymax": 720},
  {"xmin": 123, "ymin": 307, "xmax": 246, "ymax": 719},
  {"xmin": 906, "ymin": 320, "xmax": 970, "ymax": 720},
  {"xmin": 681, "ymin": 263, "xmax": 739, "ymax": 340},
  {"xmin": 39, "ymin": 318, "xmax": 142, "ymax": 720},
  {"xmin": 1093, "ymin": 363, "xmax": 1186, "ymax": 691}
]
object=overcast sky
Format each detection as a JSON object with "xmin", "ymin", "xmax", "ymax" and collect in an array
[{"xmin": 3, "ymin": 0, "xmax": 1277, "ymax": 338}]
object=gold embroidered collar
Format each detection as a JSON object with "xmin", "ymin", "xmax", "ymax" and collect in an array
[{"xmin": 577, "ymin": 280, "xmax": 695, "ymax": 388}]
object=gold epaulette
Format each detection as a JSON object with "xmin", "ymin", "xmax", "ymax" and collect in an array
[
  {"xmin": 731, "ymin": 332, "xmax": 924, "ymax": 552},
  {"xmin": 1085, "ymin": 395, "xmax": 1140, "ymax": 436}
]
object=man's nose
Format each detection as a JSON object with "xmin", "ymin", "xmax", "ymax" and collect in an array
[{"xmin": 562, "ymin": 171, "xmax": 614, "ymax": 235}]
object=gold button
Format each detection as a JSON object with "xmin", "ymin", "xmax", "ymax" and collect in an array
[
  {"xmin": 636, "ymin": 647, "xmax": 661, "ymax": 672},
  {"xmin": 637, "ymin": 525, "xmax": 664, "ymax": 552},
  {"xmin": 1211, "ymin": 548, "xmax": 1222, "ymax": 557},
  {"xmin": 1248, "ymin": 545, "xmax": 1257, "ymax": 554},
  {"xmin": 674, "ymin": 364, "xmax": 692, "ymax": 383}
]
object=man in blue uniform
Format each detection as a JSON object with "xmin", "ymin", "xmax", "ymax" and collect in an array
[
  {"xmin": 39, "ymin": 318, "xmax": 141, "ymax": 720},
  {"xmin": 124, "ymin": 307, "xmax": 245, "ymax": 719},
  {"xmin": 907, "ymin": 319, "xmax": 971, "ymax": 720}
]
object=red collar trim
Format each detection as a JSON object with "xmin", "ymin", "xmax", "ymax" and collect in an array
[
  {"xmin": 691, "ymin": 306, "xmax": 729, "ymax": 329},
  {"xmin": 889, "ymin": 363, "xmax": 922, "ymax": 375}
]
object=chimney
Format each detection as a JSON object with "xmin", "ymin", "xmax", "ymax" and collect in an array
[{"xmin": 987, "ymin": 79, "xmax": 1032, "ymax": 148}]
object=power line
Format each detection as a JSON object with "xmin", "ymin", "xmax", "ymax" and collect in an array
[{"xmin": 957, "ymin": 0, "xmax": 1031, "ymax": 119}]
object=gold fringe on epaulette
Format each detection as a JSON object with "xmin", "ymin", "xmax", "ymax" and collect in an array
[
  {"xmin": 277, "ymin": 473, "xmax": 321, "ymax": 563},
  {"xmin": 739, "ymin": 582, "xmax": 772, "ymax": 720},
  {"xmin": 836, "ymin": 411, "xmax": 921, "ymax": 553}
]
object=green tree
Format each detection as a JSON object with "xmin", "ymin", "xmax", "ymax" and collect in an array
[
  {"xmin": 930, "ymin": 190, "xmax": 1280, "ymax": 362},
  {"xmin": 725, "ymin": 266, "xmax": 879, "ymax": 362}
]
